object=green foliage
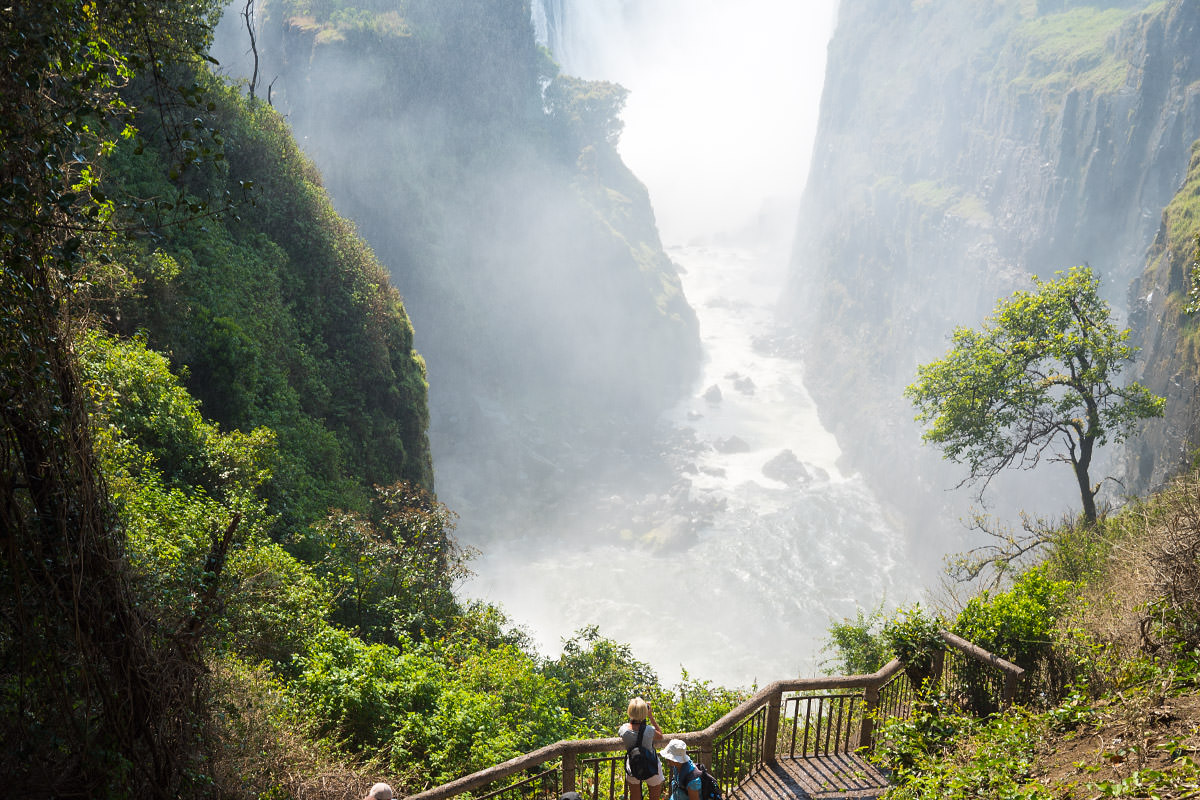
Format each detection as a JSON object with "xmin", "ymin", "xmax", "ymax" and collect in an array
[
  {"xmin": 289, "ymin": 628, "xmax": 431, "ymax": 753},
  {"xmin": 289, "ymin": 628, "xmax": 577, "ymax": 786},
  {"xmin": 1012, "ymin": 5, "xmax": 1146, "ymax": 95},
  {"xmin": 80, "ymin": 329, "xmax": 276, "ymax": 498},
  {"xmin": 545, "ymin": 75, "xmax": 631, "ymax": 149},
  {"xmin": 906, "ymin": 265, "xmax": 1164, "ymax": 522},
  {"xmin": 543, "ymin": 626, "xmax": 661, "ymax": 734},
  {"xmin": 0, "ymin": 1, "xmax": 238, "ymax": 791},
  {"xmin": 822, "ymin": 605, "xmax": 891, "ymax": 675},
  {"xmin": 1090, "ymin": 758, "xmax": 1200, "ymax": 798},
  {"xmin": 104, "ymin": 75, "xmax": 433, "ymax": 529},
  {"xmin": 952, "ymin": 568, "xmax": 1076, "ymax": 673},
  {"xmin": 875, "ymin": 703, "xmax": 1051, "ymax": 800},
  {"xmin": 80, "ymin": 330, "xmax": 336, "ymax": 667},
  {"xmin": 659, "ymin": 671, "xmax": 749, "ymax": 734},
  {"xmin": 883, "ymin": 604, "xmax": 945, "ymax": 686},
  {"xmin": 304, "ymin": 482, "xmax": 472, "ymax": 645},
  {"xmin": 1186, "ymin": 234, "xmax": 1200, "ymax": 315},
  {"xmin": 871, "ymin": 696, "xmax": 976, "ymax": 789}
]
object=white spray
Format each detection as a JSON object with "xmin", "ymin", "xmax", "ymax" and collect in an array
[{"xmin": 464, "ymin": 1, "xmax": 914, "ymax": 687}]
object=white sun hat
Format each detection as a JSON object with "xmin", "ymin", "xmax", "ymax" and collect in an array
[
  {"xmin": 366, "ymin": 783, "xmax": 395, "ymax": 800},
  {"xmin": 660, "ymin": 739, "xmax": 689, "ymax": 763}
]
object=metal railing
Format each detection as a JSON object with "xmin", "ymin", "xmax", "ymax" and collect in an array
[{"xmin": 403, "ymin": 631, "xmax": 1025, "ymax": 800}]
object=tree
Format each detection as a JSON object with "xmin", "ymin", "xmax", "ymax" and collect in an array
[
  {"xmin": 1, "ymin": 1, "xmax": 224, "ymax": 793},
  {"xmin": 544, "ymin": 75, "xmax": 630, "ymax": 149},
  {"xmin": 905, "ymin": 266, "xmax": 1164, "ymax": 524}
]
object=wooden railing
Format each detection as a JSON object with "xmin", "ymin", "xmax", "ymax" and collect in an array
[{"xmin": 404, "ymin": 631, "xmax": 1024, "ymax": 800}]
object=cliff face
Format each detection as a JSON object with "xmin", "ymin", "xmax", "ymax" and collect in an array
[
  {"xmin": 1127, "ymin": 142, "xmax": 1200, "ymax": 490},
  {"xmin": 222, "ymin": 0, "xmax": 701, "ymax": 529},
  {"xmin": 787, "ymin": 0, "xmax": 1200, "ymax": 529}
]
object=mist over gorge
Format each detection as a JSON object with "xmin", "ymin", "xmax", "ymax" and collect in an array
[{"xmin": 215, "ymin": 0, "xmax": 702, "ymax": 541}]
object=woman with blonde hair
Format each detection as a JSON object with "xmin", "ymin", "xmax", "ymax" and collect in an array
[{"xmin": 618, "ymin": 697, "xmax": 665, "ymax": 800}]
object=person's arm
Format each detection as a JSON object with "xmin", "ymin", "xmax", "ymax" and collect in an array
[
  {"xmin": 647, "ymin": 705, "xmax": 665, "ymax": 742},
  {"xmin": 686, "ymin": 775, "xmax": 701, "ymax": 800}
]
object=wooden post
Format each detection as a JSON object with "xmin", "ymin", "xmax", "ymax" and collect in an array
[
  {"xmin": 931, "ymin": 648, "xmax": 946, "ymax": 692},
  {"xmin": 697, "ymin": 736, "xmax": 713, "ymax": 771},
  {"xmin": 561, "ymin": 752, "xmax": 576, "ymax": 795},
  {"xmin": 762, "ymin": 690, "xmax": 782, "ymax": 764},
  {"xmin": 858, "ymin": 682, "xmax": 881, "ymax": 751},
  {"xmin": 1001, "ymin": 669, "xmax": 1021, "ymax": 708}
]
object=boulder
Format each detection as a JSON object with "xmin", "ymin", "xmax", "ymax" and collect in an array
[{"xmin": 762, "ymin": 449, "xmax": 813, "ymax": 486}]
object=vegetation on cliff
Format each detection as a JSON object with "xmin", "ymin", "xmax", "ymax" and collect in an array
[
  {"xmin": 824, "ymin": 466, "xmax": 1200, "ymax": 799},
  {"xmin": 102, "ymin": 75, "xmax": 433, "ymax": 527},
  {"xmin": 0, "ymin": 2, "xmax": 713, "ymax": 796},
  {"xmin": 1129, "ymin": 138, "xmax": 1200, "ymax": 489}
]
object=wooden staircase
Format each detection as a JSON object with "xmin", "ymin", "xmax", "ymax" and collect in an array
[{"xmin": 404, "ymin": 631, "xmax": 1024, "ymax": 800}]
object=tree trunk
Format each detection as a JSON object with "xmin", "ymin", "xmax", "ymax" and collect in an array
[{"xmin": 1075, "ymin": 434, "xmax": 1097, "ymax": 525}]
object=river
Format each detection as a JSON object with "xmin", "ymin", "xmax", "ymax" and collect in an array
[{"xmin": 461, "ymin": 238, "xmax": 908, "ymax": 688}]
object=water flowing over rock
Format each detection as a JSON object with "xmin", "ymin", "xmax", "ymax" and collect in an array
[{"xmin": 762, "ymin": 450, "xmax": 815, "ymax": 487}]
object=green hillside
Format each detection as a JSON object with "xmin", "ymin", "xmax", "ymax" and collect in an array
[
  {"xmin": 0, "ymin": 3, "xmax": 708, "ymax": 796},
  {"xmin": 102, "ymin": 76, "xmax": 433, "ymax": 527}
]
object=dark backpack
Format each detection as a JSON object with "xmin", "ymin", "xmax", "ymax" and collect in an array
[
  {"xmin": 679, "ymin": 763, "xmax": 722, "ymax": 800},
  {"xmin": 625, "ymin": 722, "xmax": 658, "ymax": 781}
]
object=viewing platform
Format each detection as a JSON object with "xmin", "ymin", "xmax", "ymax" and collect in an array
[{"xmin": 404, "ymin": 631, "xmax": 1025, "ymax": 800}]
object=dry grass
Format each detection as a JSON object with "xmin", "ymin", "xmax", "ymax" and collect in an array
[{"xmin": 206, "ymin": 659, "xmax": 387, "ymax": 800}]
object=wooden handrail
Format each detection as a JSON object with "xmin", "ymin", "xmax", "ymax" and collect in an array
[
  {"xmin": 406, "ymin": 659, "xmax": 909, "ymax": 800},
  {"xmin": 938, "ymin": 630, "xmax": 1024, "ymax": 677},
  {"xmin": 938, "ymin": 629, "xmax": 1025, "ymax": 706},
  {"xmin": 405, "ymin": 636, "xmax": 1019, "ymax": 800}
]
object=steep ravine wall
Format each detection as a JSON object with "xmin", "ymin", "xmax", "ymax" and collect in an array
[
  {"xmin": 787, "ymin": 0, "xmax": 1200, "ymax": 536},
  {"xmin": 215, "ymin": 1, "xmax": 701, "ymax": 532},
  {"xmin": 1128, "ymin": 141, "xmax": 1200, "ymax": 490}
]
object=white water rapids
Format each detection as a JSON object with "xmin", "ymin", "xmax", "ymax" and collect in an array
[
  {"xmin": 458, "ymin": 0, "xmax": 917, "ymax": 689},
  {"xmin": 463, "ymin": 239, "xmax": 909, "ymax": 688}
]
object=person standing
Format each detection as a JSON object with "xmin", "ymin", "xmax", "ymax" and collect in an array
[
  {"xmin": 659, "ymin": 739, "xmax": 701, "ymax": 800},
  {"xmin": 618, "ymin": 697, "xmax": 664, "ymax": 800}
]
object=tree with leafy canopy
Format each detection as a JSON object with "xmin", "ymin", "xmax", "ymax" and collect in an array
[
  {"xmin": 545, "ymin": 74, "xmax": 630, "ymax": 149},
  {"xmin": 1, "ymin": 0, "xmax": 226, "ymax": 794},
  {"xmin": 905, "ymin": 266, "xmax": 1163, "ymax": 524}
]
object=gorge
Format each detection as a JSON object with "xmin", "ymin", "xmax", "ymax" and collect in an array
[
  {"xmin": 207, "ymin": 0, "xmax": 1200, "ymax": 686},
  {"xmin": 11, "ymin": 0, "xmax": 1200, "ymax": 793}
]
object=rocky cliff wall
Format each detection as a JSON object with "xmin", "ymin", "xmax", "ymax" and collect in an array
[
  {"xmin": 787, "ymin": 0, "xmax": 1200, "ymax": 535},
  {"xmin": 1127, "ymin": 141, "xmax": 1200, "ymax": 490},
  {"xmin": 215, "ymin": 1, "xmax": 701, "ymax": 532}
]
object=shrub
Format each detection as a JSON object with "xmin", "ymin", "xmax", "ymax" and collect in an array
[
  {"xmin": 883, "ymin": 604, "xmax": 946, "ymax": 691},
  {"xmin": 822, "ymin": 605, "xmax": 890, "ymax": 675},
  {"xmin": 952, "ymin": 567, "xmax": 1077, "ymax": 704}
]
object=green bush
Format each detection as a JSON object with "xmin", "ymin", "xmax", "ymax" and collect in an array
[
  {"xmin": 953, "ymin": 568, "xmax": 1075, "ymax": 667},
  {"xmin": 883, "ymin": 604, "xmax": 946, "ymax": 690},
  {"xmin": 874, "ymin": 703, "xmax": 1050, "ymax": 799},
  {"xmin": 822, "ymin": 605, "xmax": 890, "ymax": 675}
]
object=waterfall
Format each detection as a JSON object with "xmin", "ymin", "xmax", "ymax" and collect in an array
[
  {"xmin": 529, "ymin": 0, "xmax": 837, "ymax": 245},
  {"xmin": 466, "ymin": 1, "xmax": 909, "ymax": 688}
]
